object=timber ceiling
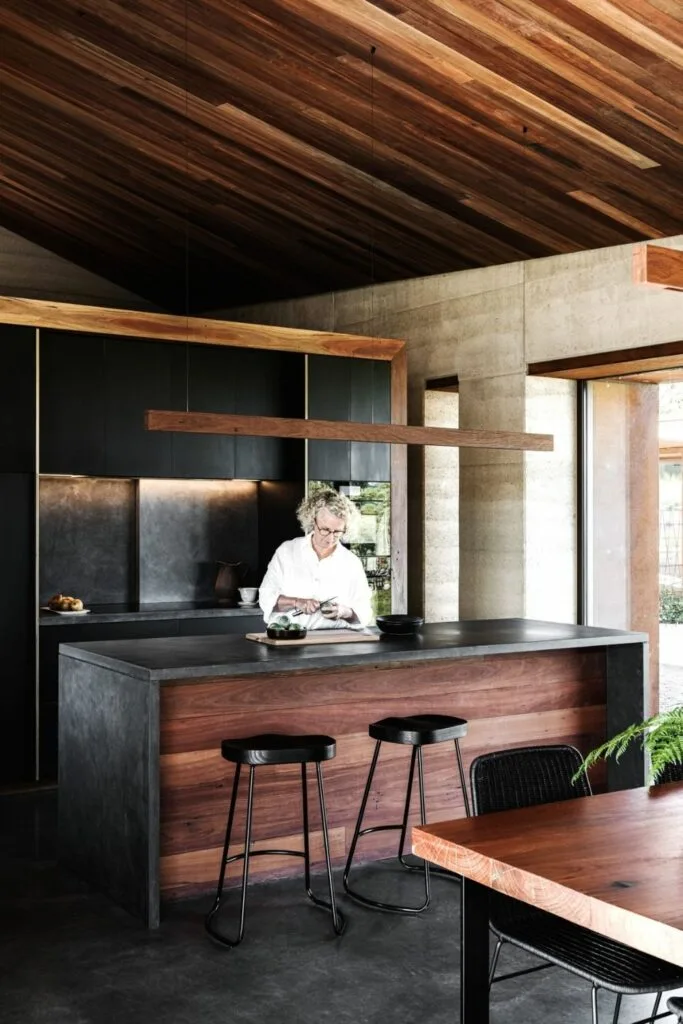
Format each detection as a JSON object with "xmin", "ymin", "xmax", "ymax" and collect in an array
[{"xmin": 1, "ymin": 0, "xmax": 683, "ymax": 312}]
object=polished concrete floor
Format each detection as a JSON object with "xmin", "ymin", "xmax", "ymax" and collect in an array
[{"xmin": 0, "ymin": 790, "xmax": 679, "ymax": 1024}]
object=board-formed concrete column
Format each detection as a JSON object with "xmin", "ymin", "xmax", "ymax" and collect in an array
[{"xmin": 458, "ymin": 373, "xmax": 526, "ymax": 618}]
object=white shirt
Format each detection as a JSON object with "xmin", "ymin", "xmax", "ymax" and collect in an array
[{"xmin": 259, "ymin": 534, "xmax": 373, "ymax": 629}]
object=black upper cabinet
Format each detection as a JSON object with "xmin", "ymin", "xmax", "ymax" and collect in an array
[
  {"xmin": 172, "ymin": 344, "xmax": 236, "ymax": 478},
  {"xmin": 234, "ymin": 349, "xmax": 305, "ymax": 481},
  {"xmin": 40, "ymin": 331, "xmax": 106, "ymax": 476},
  {"xmin": 2, "ymin": 326, "xmax": 36, "ymax": 473},
  {"xmin": 39, "ymin": 334, "xmax": 306, "ymax": 480},
  {"xmin": 308, "ymin": 355, "xmax": 391, "ymax": 482},
  {"xmin": 350, "ymin": 360, "xmax": 391, "ymax": 482},
  {"xmin": 105, "ymin": 339, "xmax": 183, "ymax": 478},
  {"xmin": 308, "ymin": 355, "xmax": 351, "ymax": 481}
]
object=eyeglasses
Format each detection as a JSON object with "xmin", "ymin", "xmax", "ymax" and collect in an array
[{"xmin": 314, "ymin": 519, "xmax": 345, "ymax": 539}]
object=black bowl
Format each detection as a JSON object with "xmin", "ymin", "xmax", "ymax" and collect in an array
[
  {"xmin": 375, "ymin": 614, "xmax": 424, "ymax": 637},
  {"xmin": 267, "ymin": 625, "xmax": 307, "ymax": 641}
]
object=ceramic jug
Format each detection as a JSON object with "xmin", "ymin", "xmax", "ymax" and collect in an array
[{"xmin": 214, "ymin": 561, "xmax": 249, "ymax": 604}]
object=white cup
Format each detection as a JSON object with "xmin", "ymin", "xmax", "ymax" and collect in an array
[{"xmin": 239, "ymin": 587, "xmax": 259, "ymax": 604}]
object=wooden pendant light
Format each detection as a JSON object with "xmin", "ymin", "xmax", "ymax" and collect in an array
[{"xmin": 145, "ymin": 409, "xmax": 553, "ymax": 452}]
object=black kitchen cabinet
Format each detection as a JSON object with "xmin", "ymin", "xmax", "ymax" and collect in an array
[
  {"xmin": 171, "ymin": 343, "xmax": 236, "ymax": 478},
  {"xmin": 0, "ymin": 474, "xmax": 35, "ymax": 783},
  {"xmin": 105, "ymin": 338, "xmax": 184, "ymax": 478},
  {"xmin": 234, "ymin": 348, "xmax": 305, "ymax": 481},
  {"xmin": 40, "ymin": 331, "xmax": 107, "ymax": 476},
  {"xmin": 2, "ymin": 325, "xmax": 36, "ymax": 473},
  {"xmin": 350, "ymin": 359, "xmax": 391, "ymax": 482},
  {"xmin": 172, "ymin": 344, "xmax": 304, "ymax": 480},
  {"xmin": 40, "ymin": 334, "xmax": 305, "ymax": 481},
  {"xmin": 308, "ymin": 355, "xmax": 391, "ymax": 482}
]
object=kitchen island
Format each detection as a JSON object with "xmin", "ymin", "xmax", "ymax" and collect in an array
[{"xmin": 58, "ymin": 619, "xmax": 648, "ymax": 927}]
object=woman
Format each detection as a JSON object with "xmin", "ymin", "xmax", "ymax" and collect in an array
[{"xmin": 259, "ymin": 488, "xmax": 373, "ymax": 629}]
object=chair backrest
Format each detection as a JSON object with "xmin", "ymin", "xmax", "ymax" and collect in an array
[
  {"xmin": 470, "ymin": 744, "xmax": 592, "ymax": 817},
  {"xmin": 470, "ymin": 745, "xmax": 592, "ymax": 932},
  {"xmin": 655, "ymin": 760, "xmax": 683, "ymax": 785}
]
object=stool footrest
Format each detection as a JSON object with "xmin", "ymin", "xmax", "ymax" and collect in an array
[
  {"xmin": 357, "ymin": 823, "xmax": 404, "ymax": 836},
  {"xmin": 224, "ymin": 848, "xmax": 305, "ymax": 865}
]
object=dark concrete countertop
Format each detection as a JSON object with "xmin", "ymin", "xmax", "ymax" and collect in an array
[
  {"xmin": 40, "ymin": 601, "xmax": 264, "ymax": 626},
  {"xmin": 58, "ymin": 618, "xmax": 648, "ymax": 683}
]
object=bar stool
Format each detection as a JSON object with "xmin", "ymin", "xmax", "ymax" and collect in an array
[
  {"xmin": 343, "ymin": 714, "xmax": 470, "ymax": 915},
  {"xmin": 205, "ymin": 732, "xmax": 345, "ymax": 947}
]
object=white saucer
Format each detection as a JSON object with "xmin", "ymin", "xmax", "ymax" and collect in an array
[
  {"xmin": 238, "ymin": 601, "xmax": 259, "ymax": 607},
  {"xmin": 41, "ymin": 606, "xmax": 91, "ymax": 616}
]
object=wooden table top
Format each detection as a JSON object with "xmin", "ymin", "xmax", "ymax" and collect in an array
[{"xmin": 413, "ymin": 783, "xmax": 683, "ymax": 967}]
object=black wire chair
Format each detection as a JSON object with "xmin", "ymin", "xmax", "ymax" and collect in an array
[
  {"xmin": 470, "ymin": 744, "xmax": 683, "ymax": 1024},
  {"xmin": 655, "ymin": 761, "xmax": 683, "ymax": 785}
]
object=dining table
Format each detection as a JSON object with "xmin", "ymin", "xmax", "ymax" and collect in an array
[{"xmin": 412, "ymin": 783, "xmax": 683, "ymax": 1024}]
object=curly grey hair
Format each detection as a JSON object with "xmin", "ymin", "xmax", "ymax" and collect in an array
[{"xmin": 296, "ymin": 487, "xmax": 357, "ymax": 536}]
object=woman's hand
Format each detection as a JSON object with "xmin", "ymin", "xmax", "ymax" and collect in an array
[
  {"xmin": 321, "ymin": 602, "xmax": 354, "ymax": 621},
  {"xmin": 294, "ymin": 598, "xmax": 320, "ymax": 615}
]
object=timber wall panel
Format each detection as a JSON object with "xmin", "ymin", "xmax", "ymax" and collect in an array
[{"xmin": 158, "ymin": 649, "xmax": 606, "ymax": 898}]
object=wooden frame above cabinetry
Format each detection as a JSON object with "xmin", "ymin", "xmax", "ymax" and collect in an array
[{"xmin": 0, "ymin": 296, "xmax": 409, "ymax": 610}]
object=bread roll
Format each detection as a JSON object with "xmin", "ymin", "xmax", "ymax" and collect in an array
[{"xmin": 47, "ymin": 593, "xmax": 84, "ymax": 611}]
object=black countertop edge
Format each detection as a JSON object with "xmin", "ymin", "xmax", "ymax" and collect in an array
[
  {"xmin": 57, "ymin": 619, "xmax": 649, "ymax": 685},
  {"xmin": 40, "ymin": 604, "xmax": 264, "ymax": 626}
]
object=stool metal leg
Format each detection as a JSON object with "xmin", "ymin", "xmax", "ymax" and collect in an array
[
  {"xmin": 343, "ymin": 740, "xmax": 431, "ymax": 914},
  {"xmin": 398, "ymin": 743, "xmax": 467, "ymax": 879},
  {"xmin": 205, "ymin": 764, "xmax": 255, "ymax": 948},
  {"xmin": 343, "ymin": 739, "xmax": 382, "ymax": 895},
  {"xmin": 397, "ymin": 746, "xmax": 418, "ymax": 866},
  {"xmin": 454, "ymin": 739, "xmax": 471, "ymax": 817},
  {"xmin": 301, "ymin": 764, "xmax": 345, "ymax": 935}
]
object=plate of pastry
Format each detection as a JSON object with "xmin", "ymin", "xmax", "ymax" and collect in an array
[{"xmin": 41, "ymin": 594, "xmax": 91, "ymax": 615}]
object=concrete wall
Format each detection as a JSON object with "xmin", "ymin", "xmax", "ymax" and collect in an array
[
  {"xmin": 218, "ymin": 235, "xmax": 683, "ymax": 622},
  {"xmin": 0, "ymin": 226, "xmax": 158, "ymax": 310}
]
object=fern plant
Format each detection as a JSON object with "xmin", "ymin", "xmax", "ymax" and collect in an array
[{"xmin": 577, "ymin": 705, "xmax": 683, "ymax": 783}]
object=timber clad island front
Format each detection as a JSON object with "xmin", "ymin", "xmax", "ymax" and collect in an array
[{"xmin": 58, "ymin": 619, "xmax": 648, "ymax": 928}]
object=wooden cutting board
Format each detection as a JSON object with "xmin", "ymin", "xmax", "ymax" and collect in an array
[{"xmin": 246, "ymin": 630, "xmax": 381, "ymax": 647}]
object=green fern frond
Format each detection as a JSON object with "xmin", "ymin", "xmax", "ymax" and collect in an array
[{"xmin": 574, "ymin": 706, "xmax": 683, "ymax": 784}]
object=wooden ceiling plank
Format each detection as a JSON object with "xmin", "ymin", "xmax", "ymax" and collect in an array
[
  {"xmin": 563, "ymin": 0, "xmax": 683, "ymax": 69},
  {"xmin": 0, "ymin": 190, "xmax": 168, "ymax": 301},
  {"xmin": 261, "ymin": 0, "xmax": 658, "ymax": 167},
  {"xmin": 0, "ymin": 0, "xmax": 681, "ymax": 308},
  {"xmin": 402, "ymin": 0, "xmax": 683, "ymax": 148},
  {"xmin": 0, "ymin": 65, "xmax": 452, "ymax": 277},
  {"xmin": 5, "ymin": 0, "xmax": 675, "ymax": 211},
  {"xmin": 68, "ymin": 1, "xmax": 665, "ymax": 252},
  {"xmin": 0, "ymin": 24, "xmax": 534, "ymax": 267},
  {"xmin": 145, "ymin": 408, "xmax": 554, "ymax": 452},
  {"xmin": 567, "ymin": 191, "xmax": 668, "ymax": 236},
  {"xmin": 0, "ymin": 137, "xmax": 323, "ymax": 290}
]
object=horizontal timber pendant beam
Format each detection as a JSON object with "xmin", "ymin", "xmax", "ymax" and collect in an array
[
  {"xmin": 146, "ymin": 410, "xmax": 553, "ymax": 453},
  {"xmin": 633, "ymin": 244, "xmax": 683, "ymax": 291}
]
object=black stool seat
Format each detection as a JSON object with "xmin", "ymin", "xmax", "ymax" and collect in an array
[
  {"xmin": 221, "ymin": 733, "xmax": 336, "ymax": 766},
  {"xmin": 369, "ymin": 714, "xmax": 468, "ymax": 746},
  {"xmin": 206, "ymin": 730, "xmax": 344, "ymax": 947}
]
